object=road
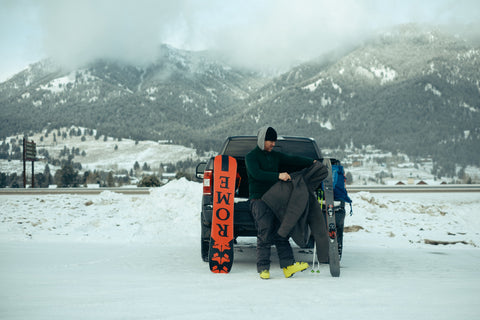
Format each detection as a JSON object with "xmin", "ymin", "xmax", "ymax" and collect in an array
[{"xmin": 0, "ymin": 184, "xmax": 479, "ymax": 195}]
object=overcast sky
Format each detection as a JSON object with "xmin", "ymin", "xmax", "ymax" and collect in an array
[{"xmin": 1, "ymin": 0, "xmax": 479, "ymax": 82}]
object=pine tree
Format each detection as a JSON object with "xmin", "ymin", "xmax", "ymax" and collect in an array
[
  {"xmin": 44, "ymin": 164, "xmax": 53, "ymax": 186},
  {"xmin": 133, "ymin": 161, "xmax": 140, "ymax": 171},
  {"xmin": 107, "ymin": 171, "xmax": 115, "ymax": 187},
  {"xmin": 55, "ymin": 163, "xmax": 79, "ymax": 187}
]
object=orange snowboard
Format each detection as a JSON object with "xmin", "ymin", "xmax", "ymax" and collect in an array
[{"xmin": 209, "ymin": 155, "xmax": 237, "ymax": 273}]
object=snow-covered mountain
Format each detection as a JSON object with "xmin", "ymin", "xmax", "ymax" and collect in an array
[
  {"xmin": 0, "ymin": 45, "xmax": 267, "ymax": 151},
  {"xmin": 220, "ymin": 24, "xmax": 480, "ymax": 173},
  {"xmin": 1, "ymin": 25, "xmax": 479, "ymax": 174}
]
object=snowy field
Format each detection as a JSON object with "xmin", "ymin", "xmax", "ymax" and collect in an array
[
  {"xmin": 1, "ymin": 128, "xmax": 200, "ymax": 175},
  {"xmin": 4, "ymin": 126, "xmax": 480, "ymax": 186},
  {"xmin": 1, "ymin": 179, "xmax": 480, "ymax": 319}
]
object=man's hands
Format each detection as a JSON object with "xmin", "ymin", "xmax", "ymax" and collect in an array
[{"xmin": 279, "ymin": 172, "xmax": 291, "ymax": 181}]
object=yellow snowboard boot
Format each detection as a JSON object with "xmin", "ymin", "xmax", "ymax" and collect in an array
[
  {"xmin": 259, "ymin": 269, "xmax": 270, "ymax": 280},
  {"xmin": 283, "ymin": 262, "xmax": 309, "ymax": 278}
]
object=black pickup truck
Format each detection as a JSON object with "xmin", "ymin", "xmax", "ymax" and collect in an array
[{"xmin": 195, "ymin": 136, "xmax": 346, "ymax": 262}]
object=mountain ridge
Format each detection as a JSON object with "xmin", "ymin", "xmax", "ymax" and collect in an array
[{"xmin": 1, "ymin": 25, "xmax": 479, "ymax": 175}]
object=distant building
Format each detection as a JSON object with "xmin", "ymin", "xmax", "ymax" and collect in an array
[{"xmin": 352, "ymin": 161, "xmax": 362, "ymax": 167}]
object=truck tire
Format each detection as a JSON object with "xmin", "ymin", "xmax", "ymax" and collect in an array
[{"xmin": 201, "ymin": 222, "xmax": 211, "ymax": 262}]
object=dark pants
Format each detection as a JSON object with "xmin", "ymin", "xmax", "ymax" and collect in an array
[{"xmin": 250, "ymin": 199, "xmax": 295, "ymax": 272}]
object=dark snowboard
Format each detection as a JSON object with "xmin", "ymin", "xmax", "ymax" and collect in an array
[{"xmin": 323, "ymin": 158, "xmax": 340, "ymax": 277}]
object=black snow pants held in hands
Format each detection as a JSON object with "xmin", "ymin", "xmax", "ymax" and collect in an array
[
  {"xmin": 261, "ymin": 162, "xmax": 330, "ymax": 263},
  {"xmin": 250, "ymin": 199, "xmax": 295, "ymax": 273}
]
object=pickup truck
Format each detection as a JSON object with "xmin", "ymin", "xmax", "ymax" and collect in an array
[{"xmin": 195, "ymin": 136, "xmax": 347, "ymax": 262}]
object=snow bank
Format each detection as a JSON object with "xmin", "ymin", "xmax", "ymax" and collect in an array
[
  {"xmin": 1, "ymin": 179, "xmax": 479, "ymax": 249},
  {"xmin": 0, "ymin": 178, "xmax": 202, "ymax": 244},
  {"xmin": 347, "ymin": 192, "xmax": 480, "ymax": 248}
]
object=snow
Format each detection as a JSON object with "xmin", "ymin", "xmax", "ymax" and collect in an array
[
  {"xmin": 461, "ymin": 102, "xmax": 477, "ymax": 113},
  {"xmin": 331, "ymin": 80, "xmax": 342, "ymax": 94},
  {"xmin": 457, "ymin": 49, "xmax": 480, "ymax": 61},
  {"xmin": 179, "ymin": 94, "xmax": 194, "ymax": 104},
  {"xmin": 303, "ymin": 78, "xmax": 323, "ymax": 92},
  {"xmin": 425, "ymin": 83, "xmax": 442, "ymax": 97},
  {"xmin": 1, "ymin": 178, "xmax": 480, "ymax": 319},
  {"xmin": 146, "ymin": 87, "xmax": 158, "ymax": 95},
  {"xmin": 320, "ymin": 120, "xmax": 334, "ymax": 130},
  {"xmin": 370, "ymin": 65, "xmax": 397, "ymax": 84},
  {"xmin": 321, "ymin": 94, "xmax": 331, "ymax": 107},
  {"xmin": 0, "ymin": 128, "xmax": 200, "ymax": 174},
  {"xmin": 301, "ymin": 114, "xmax": 334, "ymax": 130},
  {"xmin": 302, "ymin": 78, "xmax": 342, "ymax": 94},
  {"xmin": 32, "ymin": 100, "xmax": 42, "ymax": 107},
  {"xmin": 39, "ymin": 73, "xmax": 75, "ymax": 93},
  {"xmin": 354, "ymin": 64, "xmax": 396, "ymax": 85}
]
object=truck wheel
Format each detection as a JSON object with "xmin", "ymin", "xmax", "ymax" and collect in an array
[
  {"xmin": 201, "ymin": 238, "xmax": 210, "ymax": 262},
  {"xmin": 201, "ymin": 222, "xmax": 211, "ymax": 262}
]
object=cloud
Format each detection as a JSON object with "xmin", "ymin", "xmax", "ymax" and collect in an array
[
  {"xmin": 210, "ymin": 0, "xmax": 377, "ymax": 71},
  {"xmin": 209, "ymin": 0, "xmax": 480, "ymax": 71},
  {"xmin": 3, "ymin": 0, "xmax": 480, "ymax": 77},
  {"xmin": 38, "ymin": 0, "xmax": 193, "ymax": 69}
]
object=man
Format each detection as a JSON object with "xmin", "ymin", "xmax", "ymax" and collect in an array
[{"xmin": 245, "ymin": 126, "xmax": 324, "ymax": 279}]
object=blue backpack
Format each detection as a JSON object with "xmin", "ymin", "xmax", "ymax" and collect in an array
[
  {"xmin": 321, "ymin": 164, "xmax": 353, "ymax": 215},
  {"xmin": 332, "ymin": 165, "xmax": 352, "ymax": 204}
]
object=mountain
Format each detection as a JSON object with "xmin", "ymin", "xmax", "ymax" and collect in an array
[
  {"xmin": 1, "ymin": 25, "xmax": 479, "ymax": 174},
  {"xmin": 213, "ymin": 24, "xmax": 480, "ymax": 171},
  {"xmin": 0, "ymin": 45, "xmax": 268, "ymax": 151}
]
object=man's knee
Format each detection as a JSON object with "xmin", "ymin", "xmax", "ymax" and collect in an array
[{"xmin": 251, "ymin": 200, "xmax": 276, "ymax": 242}]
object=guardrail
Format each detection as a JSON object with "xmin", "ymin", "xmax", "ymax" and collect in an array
[
  {"xmin": 347, "ymin": 184, "xmax": 480, "ymax": 193},
  {"xmin": 0, "ymin": 184, "xmax": 479, "ymax": 195},
  {"xmin": 0, "ymin": 187, "xmax": 151, "ymax": 195}
]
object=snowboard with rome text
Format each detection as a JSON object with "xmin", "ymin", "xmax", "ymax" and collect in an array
[{"xmin": 208, "ymin": 155, "xmax": 237, "ymax": 273}]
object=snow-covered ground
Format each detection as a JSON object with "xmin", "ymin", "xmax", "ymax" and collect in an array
[
  {"xmin": 1, "ymin": 127, "xmax": 200, "ymax": 175},
  {"xmin": 1, "ymin": 179, "xmax": 480, "ymax": 319}
]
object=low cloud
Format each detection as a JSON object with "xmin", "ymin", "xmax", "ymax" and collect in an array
[
  {"xmin": 34, "ymin": 0, "xmax": 480, "ymax": 72},
  {"xmin": 38, "ymin": 0, "xmax": 186, "ymax": 68}
]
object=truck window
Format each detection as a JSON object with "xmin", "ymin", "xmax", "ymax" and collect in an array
[
  {"xmin": 223, "ymin": 139, "xmax": 257, "ymax": 157},
  {"xmin": 273, "ymin": 140, "xmax": 319, "ymax": 159},
  {"xmin": 222, "ymin": 138, "xmax": 320, "ymax": 159}
]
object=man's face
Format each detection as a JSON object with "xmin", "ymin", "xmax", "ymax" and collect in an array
[{"xmin": 264, "ymin": 140, "xmax": 275, "ymax": 152}]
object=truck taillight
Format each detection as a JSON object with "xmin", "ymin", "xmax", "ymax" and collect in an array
[{"xmin": 203, "ymin": 170, "xmax": 213, "ymax": 195}]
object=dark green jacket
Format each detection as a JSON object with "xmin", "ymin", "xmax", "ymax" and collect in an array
[{"xmin": 245, "ymin": 146, "xmax": 314, "ymax": 199}]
